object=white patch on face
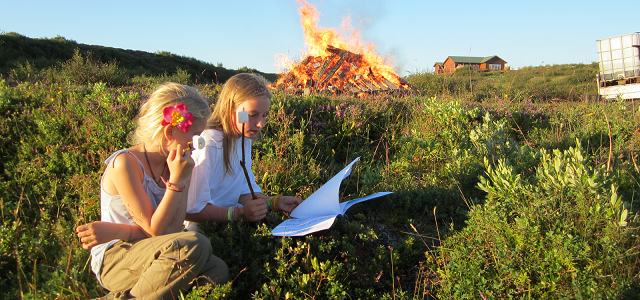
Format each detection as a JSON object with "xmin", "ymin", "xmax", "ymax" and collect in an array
[
  {"xmin": 234, "ymin": 96, "xmax": 271, "ymax": 139},
  {"xmin": 171, "ymin": 120, "xmax": 206, "ymax": 151}
]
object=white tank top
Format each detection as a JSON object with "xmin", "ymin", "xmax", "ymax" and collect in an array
[{"xmin": 90, "ymin": 149, "xmax": 165, "ymax": 286}]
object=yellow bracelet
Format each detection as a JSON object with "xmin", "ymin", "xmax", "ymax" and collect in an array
[{"xmin": 227, "ymin": 206, "xmax": 235, "ymax": 222}]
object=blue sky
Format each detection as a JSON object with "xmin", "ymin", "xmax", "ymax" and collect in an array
[{"xmin": 1, "ymin": 0, "xmax": 638, "ymax": 75}]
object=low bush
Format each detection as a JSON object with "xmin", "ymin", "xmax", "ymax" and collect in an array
[{"xmin": 434, "ymin": 142, "xmax": 638, "ymax": 298}]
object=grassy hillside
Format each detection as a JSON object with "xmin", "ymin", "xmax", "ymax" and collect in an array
[
  {"xmin": 0, "ymin": 32, "xmax": 278, "ymax": 84},
  {"xmin": 0, "ymin": 37, "xmax": 638, "ymax": 299},
  {"xmin": 406, "ymin": 63, "xmax": 599, "ymax": 102}
]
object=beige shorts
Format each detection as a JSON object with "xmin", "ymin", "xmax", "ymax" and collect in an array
[{"xmin": 100, "ymin": 231, "xmax": 229, "ymax": 299}]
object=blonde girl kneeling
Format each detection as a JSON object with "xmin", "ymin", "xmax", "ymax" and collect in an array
[{"xmin": 76, "ymin": 83, "xmax": 228, "ymax": 299}]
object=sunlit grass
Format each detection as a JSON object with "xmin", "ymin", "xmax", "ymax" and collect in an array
[{"xmin": 0, "ymin": 57, "xmax": 638, "ymax": 299}]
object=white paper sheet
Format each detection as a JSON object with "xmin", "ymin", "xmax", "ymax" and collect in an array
[
  {"xmin": 271, "ymin": 215, "xmax": 337, "ymax": 236},
  {"xmin": 290, "ymin": 157, "xmax": 360, "ymax": 219},
  {"xmin": 271, "ymin": 158, "xmax": 392, "ymax": 237},
  {"xmin": 339, "ymin": 192, "xmax": 393, "ymax": 213}
]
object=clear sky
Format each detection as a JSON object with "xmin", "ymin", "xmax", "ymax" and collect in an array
[{"xmin": 1, "ymin": 0, "xmax": 638, "ymax": 75}]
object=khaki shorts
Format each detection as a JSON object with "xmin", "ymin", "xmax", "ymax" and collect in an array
[{"xmin": 100, "ymin": 231, "xmax": 229, "ymax": 299}]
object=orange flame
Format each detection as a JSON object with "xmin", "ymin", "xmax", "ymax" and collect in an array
[
  {"xmin": 298, "ymin": 0, "xmax": 349, "ymax": 57},
  {"xmin": 275, "ymin": 1, "xmax": 414, "ymax": 94}
]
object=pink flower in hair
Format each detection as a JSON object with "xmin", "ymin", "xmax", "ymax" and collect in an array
[{"xmin": 162, "ymin": 103, "xmax": 194, "ymax": 132}]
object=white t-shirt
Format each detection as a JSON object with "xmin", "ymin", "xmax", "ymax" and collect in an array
[{"xmin": 187, "ymin": 129, "xmax": 262, "ymax": 213}]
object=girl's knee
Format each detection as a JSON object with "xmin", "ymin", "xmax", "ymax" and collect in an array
[
  {"xmin": 214, "ymin": 257, "xmax": 230, "ymax": 284},
  {"xmin": 199, "ymin": 255, "xmax": 230, "ymax": 285},
  {"xmin": 179, "ymin": 233, "xmax": 229, "ymax": 284},
  {"xmin": 176, "ymin": 231, "xmax": 212, "ymax": 259}
]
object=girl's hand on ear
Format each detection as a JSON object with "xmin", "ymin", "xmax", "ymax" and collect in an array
[
  {"xmin": 167, "ymin": 143, "xmax": 194, "ymax": 185},
  {"xmin": 278, "ymin": 196, "xmax": 303, "ymax": 213}
]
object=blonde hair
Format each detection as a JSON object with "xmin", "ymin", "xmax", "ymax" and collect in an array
[
  {"xmin": 208, "ymin": 73, "xmax": 271, "ymax": 175},
  {"xmin": 130, "ymin": 82, "xmax": 211, "ymax": 153}
]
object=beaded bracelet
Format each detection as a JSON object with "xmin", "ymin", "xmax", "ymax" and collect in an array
[
  {"xmin": 227, "ymin": 206, "xmax": 235, "ymax": 222},
  {"xmin": 272, "ymin": 195, "xmax": 283, "ymax": 212},
  {"xmin": 266, "ymin": 196, "xmax": 273, "ymax": 211},
  {"xmin": 161, "ymin": 178, "xmax": 185, "ymax": 192}
]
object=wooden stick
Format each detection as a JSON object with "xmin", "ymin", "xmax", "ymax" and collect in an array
[{"xmin": 240, "ymin": 123, "xmax": 257, "ymax": 199}]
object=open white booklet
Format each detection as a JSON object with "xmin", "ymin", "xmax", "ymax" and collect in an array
[{"xmin": 271, "ymin": 157, "xmax": 392, "ymax": 237}]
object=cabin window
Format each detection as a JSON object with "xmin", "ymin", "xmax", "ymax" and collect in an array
[{"xmin": 489, "ymin": 64, "xmax": 502, "ymax": 71}]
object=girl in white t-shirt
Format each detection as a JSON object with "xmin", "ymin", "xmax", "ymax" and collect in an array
[{"xmin": 185, "ymin": 73, "xmax": 302, "ymax": 225}]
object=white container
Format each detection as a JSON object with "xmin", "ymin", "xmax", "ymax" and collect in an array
[{"xmin": 597, "ymin": 32, "xmax": 640, "ymax": 80}]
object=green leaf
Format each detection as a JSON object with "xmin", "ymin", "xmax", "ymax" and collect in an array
[{"xmin": 618, "ymin": 209, "xmax": 628, "ymax": 227}]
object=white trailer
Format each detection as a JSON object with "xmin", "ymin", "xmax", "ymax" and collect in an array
[{"xmin": 597, "ymin": 32, "xmax": 640, "ymax": 100}]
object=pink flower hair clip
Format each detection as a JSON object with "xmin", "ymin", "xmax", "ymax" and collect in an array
[{"xmin": 162, "ymin": 103, "xmax": 194, "ymax": 132}]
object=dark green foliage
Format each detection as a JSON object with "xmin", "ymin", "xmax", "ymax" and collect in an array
[
  {"xmin": 0, "ymin": 55, "xmax": 638, "ymax": 299},
  {"xmin": 0, "ymin": 32, "xmax": 277, "ymax": 85},
  {"xmin": 0, "ymin": 81, "xmax": 142, "ymax": 299}
]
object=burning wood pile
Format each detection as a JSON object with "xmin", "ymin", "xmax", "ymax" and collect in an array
[
  {"xmin": 274, "ymin": 45, "xmax": 417, "ymax": 96},
  {"xmin": 272, "ymin": 1, "xmax": 418, "ymax": 97}
]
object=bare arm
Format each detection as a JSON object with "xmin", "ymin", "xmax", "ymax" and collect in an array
[
  {"xmin": 76, "ymin": 222, "xmax": 147, "ymax": 250},
  {"xmin": 165, "ymin": 174, "xmax": 192, "ymax": 233},
  {"xmin": 75, "ymin": 185, "xmax": 190, "ymax": 250},
  {"xmin": 185, "ymin": 193, "xmax": 269, "ymax": 223},
  {"xmin": 108, "ymin": 146, "xmax": 192, "ymax": 236},
  {"xmin": 185, "ymin": 203, "xmax": 229, "ymax": 223}
]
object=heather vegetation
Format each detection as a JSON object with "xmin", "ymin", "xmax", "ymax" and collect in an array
[
  {"xmin": 407, "ymin": 63, "xmax": 599, "ymax": 102},
  {"xmin": 1, "ymin": 38, "xmax": 639, "ymax": 299}
]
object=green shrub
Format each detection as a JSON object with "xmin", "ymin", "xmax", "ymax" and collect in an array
[
  {"xmin": 130, "ymin": 67, "xmax": 192, "ymax": 86},
  {"xmin": 8, "ymin": 61, "xmax": 37, "ymax": 82},
  {"xmin": 48, "ymin": 49, "xmax": 128, "ymax": 86},
  {"xmin": 433, "ymin": 141, "xmax": 639, "ymax": 298}
]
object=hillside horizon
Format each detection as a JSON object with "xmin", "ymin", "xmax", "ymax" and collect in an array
[{"xmin": 0, "ymin": 31, "xmax": 278, "ymax": 84}]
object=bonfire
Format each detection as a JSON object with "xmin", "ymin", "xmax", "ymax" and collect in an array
[{"xmin": 272, "ymin": 1, "xmax": 418, "ymax": 96}]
